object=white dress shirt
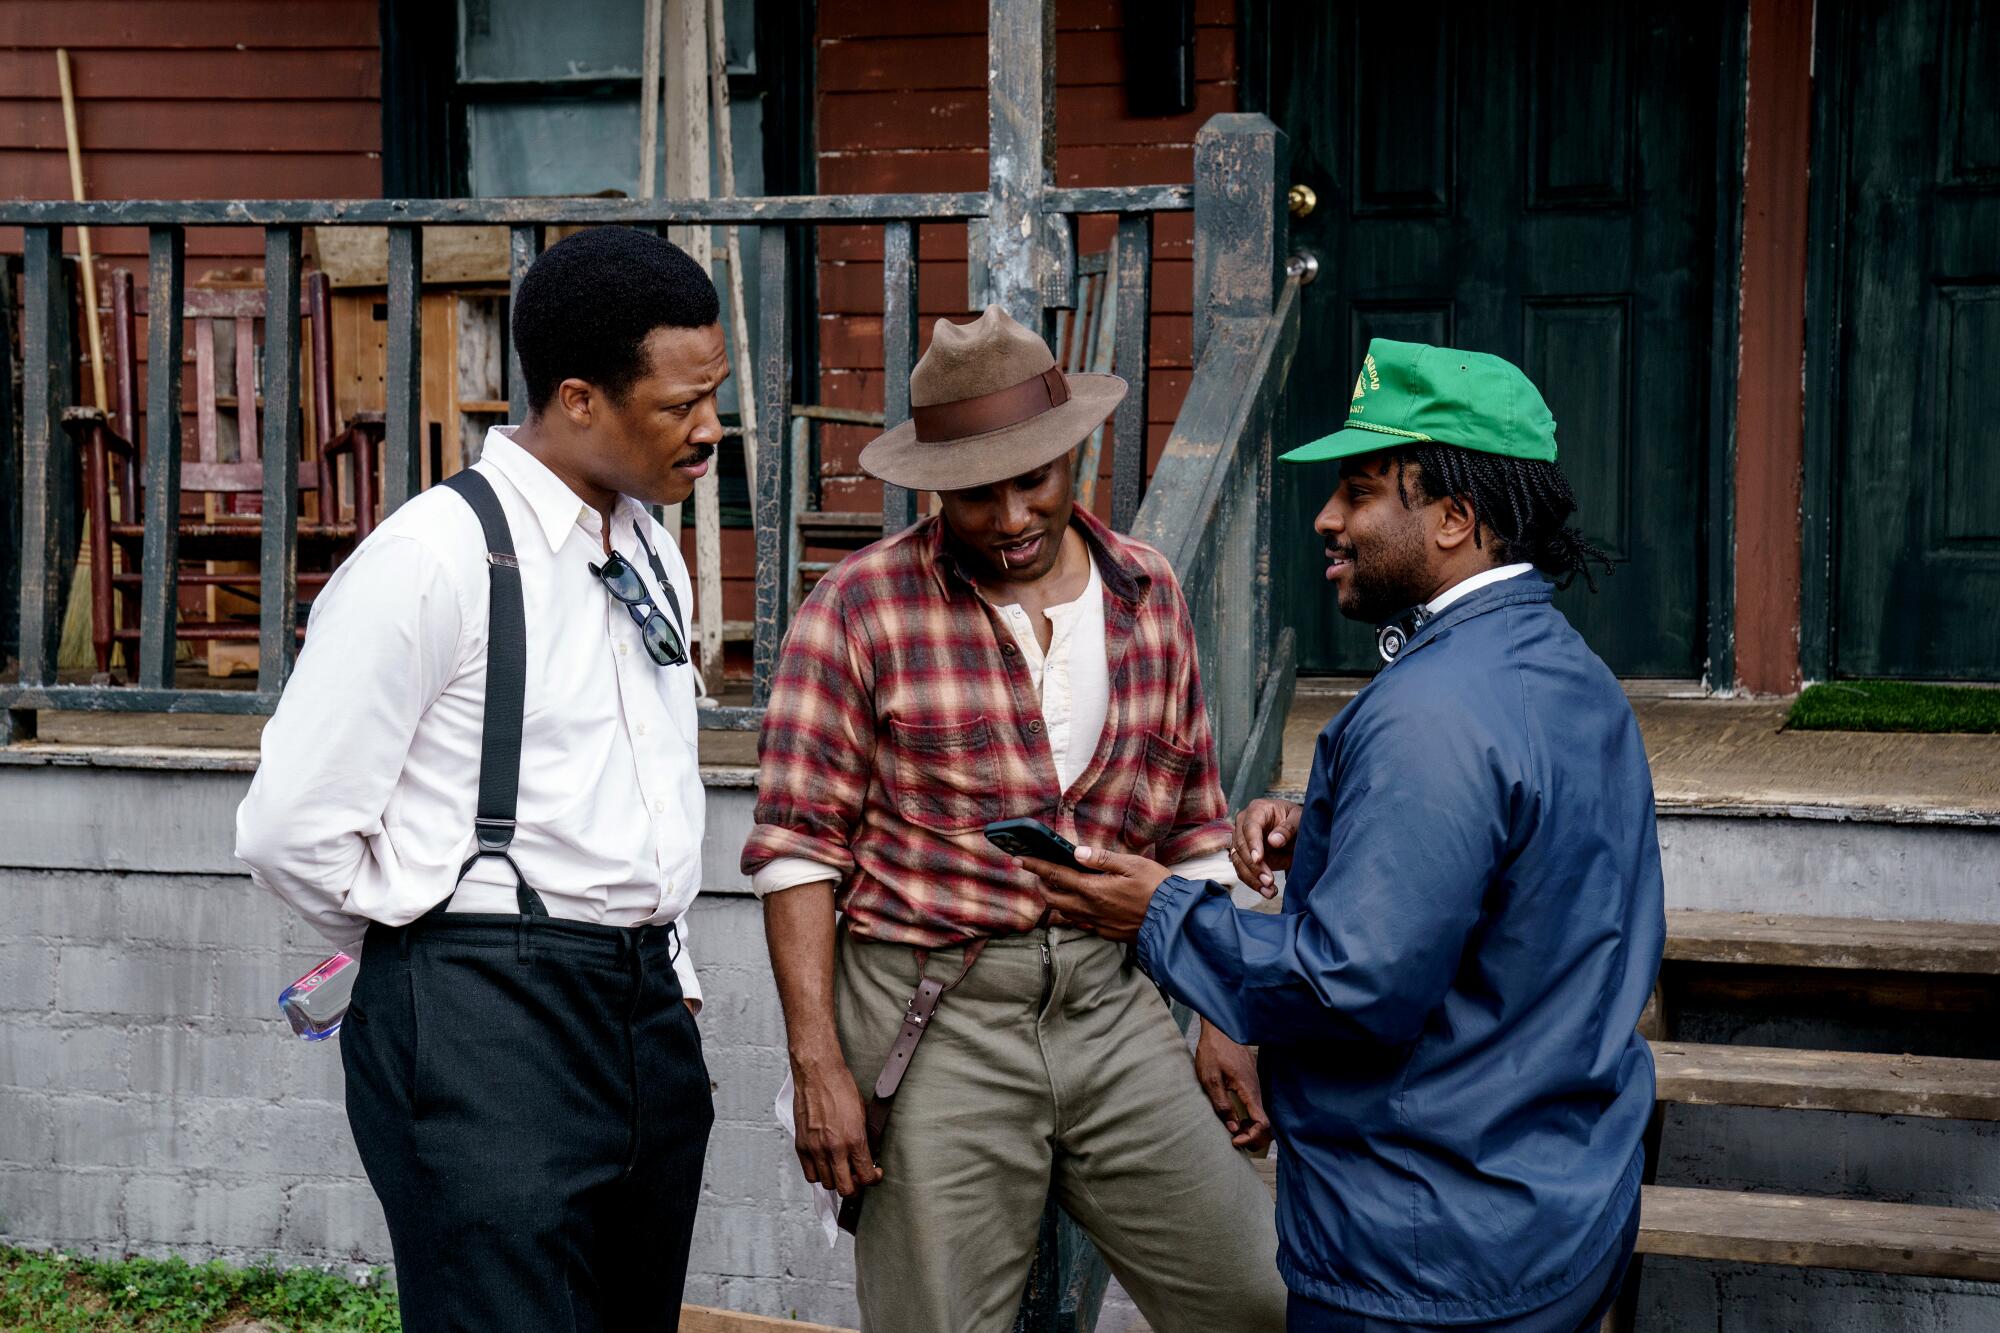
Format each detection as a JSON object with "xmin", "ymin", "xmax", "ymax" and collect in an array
[
  {"xmin": 236, "ymin": 427, "xmax": 705, "ymax": 1006},
  {"xmin": 753, "ymin": 548, "xmax": 1237, "ymax": 897},
  {"xmin": 1427, "ymin": 562, "xmax": 1537, "ymax": 615}
]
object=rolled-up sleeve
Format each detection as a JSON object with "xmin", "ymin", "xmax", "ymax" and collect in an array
[
  {"xmin": 740, "ymin": 578, "xmax": 876, "ymax": 877},
  {"xmin": 1136, "ymin": 708, "xmax": 1507, "ymax": 1048},
  {"xmin": 234, "ymin": 533, "xmax": 466, "ymax": 947}
]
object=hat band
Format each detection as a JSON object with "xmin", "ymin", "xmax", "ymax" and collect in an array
[{"xmin": 912, "ymin": 366, "xmax": 1071, "ymax": 443}]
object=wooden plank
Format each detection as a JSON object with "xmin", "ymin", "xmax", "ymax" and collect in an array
[
  {"xmin": 257, "ymin": 227, "xmax": 302, "ymax": 693},
  {"xmin": 751, "ymin": 225, "xmax": 793, "ymax": 707},
  {"xmin": 383, "ymin": 225, "xmax": 423, "ymax": 511},
  {"xmin": 677, "ymin": 1305, "xmax": 852, "ymax": 1333},
  {"xmin": 0, "ymin": 684, "xmax": 278, "ymax": 716},
  {"xmin": 879, "ymin": 219, "xmax": 921, "ymax": 532},
  {"xmin": 137, "ymin": 225, "xmax": 185, "ymax": 689},
  {"xmin": 0, "ymin": 261, "xmax": 15, "ymax": 704},
  {"xmin": 0, "ymin": 98, "xmax": 380, "ymax": 154},
  {"xmin": 1665, "ymin": 910, "xmax": 2000, "ymax": 975},
  {"xmin": 1654, "ymin": 1042, "xmax": 2000, "ymax": 1120},
  {"xmin": 1109, "ymin": 212, "xmax": 1152, "ymax": 531},
  {"xmin": 1191, "ymin": 113, "xmax": 1284, "ymax": 366},
  {"xmin": 0, "ymin": 194, "xmax": 997, "ymax": 228},
  {"xmin": 507, "ymin": 225, "xmax": 544, "ymax": 422},
  {"xmin": 1636, "ymin": 1185, "xmax": 2000, "ymax": 1282},
  {"xmin": 0, "ymin": 2, "xmax": 380, "ymax": 47},
  {"xmin": 16, "ymin": 228, "xmax": 74, "ymax": 690},
  {"xmin": 984, "ymin": 0, "xmax": 1057, "ymax": 334},
  {"xmin": 0, "ymin": 49, "xmax": 380, "ymax": 102}
]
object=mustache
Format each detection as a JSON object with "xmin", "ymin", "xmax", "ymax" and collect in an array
[
  {"xmin": 677, "ymin": 440, "xmax": 717, "ymax": 466},
  {"xmin": 1324, "ymin": 544, "xmax": 1355, "ymax": 560}
]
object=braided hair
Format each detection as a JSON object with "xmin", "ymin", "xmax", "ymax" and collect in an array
[{"xmin": 1385, "ymin": 443, "xmax": 1614, "ymax": 592}]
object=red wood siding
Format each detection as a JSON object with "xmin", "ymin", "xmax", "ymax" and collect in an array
[
  {"xmin": 0, "ymin": 1, "xmax": 382, "ymax": 259},
  {"xmin": 814, "ymin": 0, "xmax": 1240, "ymax": 522},
  {"xmin": 1, "ymin": 0, "xmax": 380, "ymax": 426}
]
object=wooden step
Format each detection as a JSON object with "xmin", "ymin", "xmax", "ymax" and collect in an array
[
  {"xmin": 1251, "ymin": 1160, "xmax": 2000, "ymax": 1282},
  {"xmin": 1654, "ymin": 1042, "xmax": 2000, "ymax": 1120},
  {"xmin": 1665, "ymin": 910, "xmax": 2000, "ymax": 975},
  {"xmin": 1637, "ymin": 1185, "xmax": 2000, "ymax": 1281}
]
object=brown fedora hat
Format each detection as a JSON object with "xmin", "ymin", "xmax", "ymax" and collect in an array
[{"xmin": 858, "ymin": 304, "xmax": 1127, "ymax": 492}]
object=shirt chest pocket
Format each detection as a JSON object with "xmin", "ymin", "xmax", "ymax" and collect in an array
[
  {"xmin": 1119, "ymin": 730, "xmax": 1196, "ymax": 852},
  {"xmin": 884, "ymin": 716, "xmax": 1005, "ymax": 834}
]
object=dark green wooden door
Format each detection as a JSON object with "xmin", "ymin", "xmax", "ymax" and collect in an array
[
  {"xmin": 1827, "ymin": 0, "xmax": 2000, "ymax": 680},
  {"xmin": 1266, "ymin": 3, "xmax": 1722, "ymax": 676}
]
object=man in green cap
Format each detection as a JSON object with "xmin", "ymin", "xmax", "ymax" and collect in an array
[{"xmin": 1017, "ymin": 340, "xmax": 1667, "ymax": 1331}]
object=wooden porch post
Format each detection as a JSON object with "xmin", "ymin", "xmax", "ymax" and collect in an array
[
  {"xmin": 1733, "ymin": 0, "xmax": 1812, "ymax": 694},
  {"xmin": 986, "ymin": 0, "xmax": 1056, "ymax": 339},
  {"xmin": 9, "ymin": 230, "xmax": 77, "ymax": 744}
]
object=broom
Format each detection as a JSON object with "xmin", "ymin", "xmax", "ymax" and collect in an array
[{"xmin": 55, "ymin": 48, "xmax": 109, "ymax": 674}]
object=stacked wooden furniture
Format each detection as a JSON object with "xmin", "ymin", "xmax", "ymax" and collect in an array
[{"xmin": 64, "ymin": 269, "xmax": 382, "ymax": 680}]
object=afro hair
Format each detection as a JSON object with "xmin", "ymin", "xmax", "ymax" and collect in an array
[{"xmin": 511, "ymin": 227, "xmax": 721, "ymax": 414}]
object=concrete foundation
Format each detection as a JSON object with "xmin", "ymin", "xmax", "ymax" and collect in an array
[{"xmin": 2, "ymin": 754, "xmax": 1997, "ymax": 1330}]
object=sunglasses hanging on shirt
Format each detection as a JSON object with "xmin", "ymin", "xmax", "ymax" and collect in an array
[{"xmin": 590, "ymin": 521, "xmax": 689, "ymax": 668}]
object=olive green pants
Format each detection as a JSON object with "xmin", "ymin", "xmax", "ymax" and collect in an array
[{"xmin": 836, "ymin": 924, "xmax": 1288, "ymax": 1333}]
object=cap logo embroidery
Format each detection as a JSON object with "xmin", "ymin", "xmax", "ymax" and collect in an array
[{"xmin": 1350, "ymin": 353, "xmax": 1383, "ymax": 417}]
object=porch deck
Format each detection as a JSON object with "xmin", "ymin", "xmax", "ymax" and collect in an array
[
  {"xmin": 11, "ymin": 682, "xmax": 2000, "ymax": 826},
  {"xmin": 1278, "ymin": 680, "xmax": 2000, "ymax": 826}
]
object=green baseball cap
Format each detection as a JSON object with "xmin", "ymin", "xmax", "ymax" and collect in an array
[{"xmin": 1278, "ymin": 338, "xmax": 1558, "ymax": 465}]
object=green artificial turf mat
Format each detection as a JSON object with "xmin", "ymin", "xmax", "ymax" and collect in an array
[{"xmin": 1786, "ymin": 680, "xmax": 2000, "ymax": 734}]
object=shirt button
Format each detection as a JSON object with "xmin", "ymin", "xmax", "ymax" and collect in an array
[
  {"xmin": 637, "ymin": 721, "xmax": 648, "ymax": 736},
  {"xmin": 1026, "ymin": 719, "xmax": 1044, "ymax": 735},
  {"xmin": 1001, "ymin": 643, "xmax": 1017, "ymax": 656},
  {"xmin": 655, "ymin": 799, "xmax": 665, "ymax": 814},
  {"xmin": 618, "ymin": 642, "xmax": 629, "ymax": 656}
]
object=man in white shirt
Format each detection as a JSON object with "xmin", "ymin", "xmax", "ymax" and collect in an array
[{"xmin": 237, "ymin": 227, "xmax": 726, "ymax": 1332}]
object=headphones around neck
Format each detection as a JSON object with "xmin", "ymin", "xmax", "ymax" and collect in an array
[{"xmin": 1376, "ymin": 605, "xmax": 1434, "ymax": 664}]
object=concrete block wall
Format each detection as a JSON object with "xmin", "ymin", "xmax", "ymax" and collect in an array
[{"xmin": 0, "ymin": 765, "xmax": 861, "ymax": 1327}]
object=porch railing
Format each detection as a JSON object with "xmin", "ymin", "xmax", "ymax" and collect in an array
[
  {"xmin": 2, "ymin": 121, "xmax": 1292, "ymax": 766},
  {"xmin": 0, "ymin": 180, "xmax": 1208, "ymax": 737}
]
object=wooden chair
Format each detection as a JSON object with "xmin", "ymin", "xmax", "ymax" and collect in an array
[{"xmin": 64, "ymin": 269, "xmax": 383, "ymax": 679}]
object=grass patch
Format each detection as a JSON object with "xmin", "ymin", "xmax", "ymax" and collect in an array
[
  {"xmin": 0, "ymin": 1247, "xmax": 398, "ymax": 1332},
  {"xmin": 1787, "ymin": 680, "xmax": 2000, "ymax": 734}
]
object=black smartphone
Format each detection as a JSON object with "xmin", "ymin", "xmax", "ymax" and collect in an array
[{"xmin": 984, "ymin": 817, "xmax": 1082, "ymax": 872}]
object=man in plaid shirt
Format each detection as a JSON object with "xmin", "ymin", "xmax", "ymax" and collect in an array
[{"xmin": 743, "ymin": 306, "xmax": 1286, "ymax": 1332}]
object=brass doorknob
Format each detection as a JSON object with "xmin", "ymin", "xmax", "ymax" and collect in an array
[{"xmin": 1288, "ymin": 184, "xmax": 1318, "ymax": 218}]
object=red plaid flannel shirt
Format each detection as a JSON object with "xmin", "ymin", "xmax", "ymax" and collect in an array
[{"xmin": 740, "ymin": 505, "xmax": 1231, "ymax": 947}]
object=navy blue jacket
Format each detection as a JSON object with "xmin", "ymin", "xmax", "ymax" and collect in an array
[{"xmin": 1137, "ymin": 577, "xmax": 1664, "ymax": 1324}]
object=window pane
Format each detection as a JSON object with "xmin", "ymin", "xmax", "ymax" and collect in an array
[{"xmin": 459, "ymin": 0, "xmax": 644, "ymax": 83}]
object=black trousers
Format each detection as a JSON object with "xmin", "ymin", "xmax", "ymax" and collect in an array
[{"xmin": 342, "ymin": 914, "xmax": 713, "ymax": 1332}]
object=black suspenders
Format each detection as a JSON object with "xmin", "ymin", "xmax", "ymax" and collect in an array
[{"xmin": 435, "ymin": 469, "xmax": 548, "ymax": 919}]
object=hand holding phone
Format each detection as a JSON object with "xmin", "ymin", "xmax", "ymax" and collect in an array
[{"xmin": 984, "ymin": 817, "xmax": 1082, "ymax": 872}]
